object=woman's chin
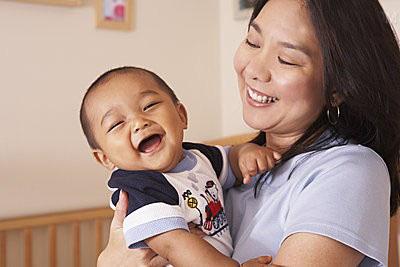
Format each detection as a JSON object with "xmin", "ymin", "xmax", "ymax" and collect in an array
[{"xmin": 243, "ymin": 113, "xmax": 268, "ymax": 131}]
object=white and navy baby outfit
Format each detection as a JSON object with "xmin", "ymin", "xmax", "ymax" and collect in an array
[{"xmin": 108, "ymin": 142, "xmax": 234, "ymax": 256}]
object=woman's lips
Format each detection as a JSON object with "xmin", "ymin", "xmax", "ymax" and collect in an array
[{"xmin": 246, "ymin": 86, "xmax": 279, "ymax": 106}]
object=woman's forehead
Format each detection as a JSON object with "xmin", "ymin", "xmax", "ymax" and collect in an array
[
  {"xmin": 255, "ymin": 0, "xmax": 313, "ymax": 33},
  {"xmin": 253, "ymin": 0, "xmax": 320, "ymax": 55}
]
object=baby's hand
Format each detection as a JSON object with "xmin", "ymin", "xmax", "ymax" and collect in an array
[
  {"xmin": 238, "ymin": 143, "xmax": 281, "ymax": 184},
  {"xmin": 241, "ymin": 256, "xmax": 273, "ymax": 266}
]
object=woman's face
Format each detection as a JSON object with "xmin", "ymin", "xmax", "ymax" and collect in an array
[{"xmin": 234, "ymin": 0, "xmax": 324, "ymax": 140}]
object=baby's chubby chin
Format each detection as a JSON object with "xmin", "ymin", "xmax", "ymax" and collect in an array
[{"xmin": 149, "ymin": 153, "xmax": 184, "ymax": 173}]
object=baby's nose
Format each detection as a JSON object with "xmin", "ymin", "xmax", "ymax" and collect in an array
[{"xmin": 133, "ymin": 121, "xmax": 150, "ymax": 133}]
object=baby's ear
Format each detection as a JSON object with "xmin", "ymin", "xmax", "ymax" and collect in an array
[
  {"xmin": 176, "ymin": 102, "xmax": 188, "ymax": 129},
  {"xmin": 92, "ymin": 149, "xmax": 115, "ymax": 171}
]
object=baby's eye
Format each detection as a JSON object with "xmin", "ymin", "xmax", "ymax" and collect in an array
[
  {"xmin": 143, "ymin": 102, "xmax": 160, "ymax": 111},
  {"xmin": 245, "ymin": 39, "xmax": 260, "ymax": 48},
  {"xmin": 278, "ymin": 56, "xmax": 298, "ymax": 66},
  {"xmin": 107, "ymin": 121, "xmax": 123, "ymax": 133}
]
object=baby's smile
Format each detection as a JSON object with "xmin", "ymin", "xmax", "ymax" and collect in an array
[{"xmin": 138, "ymin": 133, "xmax": 164, "ymax": 154}]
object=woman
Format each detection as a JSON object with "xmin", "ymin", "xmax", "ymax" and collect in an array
[{"xmin": 98, "ymin": 0, "xmax": 400, "ymax": 266}]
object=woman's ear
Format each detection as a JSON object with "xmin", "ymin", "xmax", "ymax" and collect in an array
[
  {"xmin": 176, "ymin": 102, "xmax": 188, "ymax": 129},
  {"xmin": 92, "ymin": 149, "xmax": 115, "ymax": 171}
]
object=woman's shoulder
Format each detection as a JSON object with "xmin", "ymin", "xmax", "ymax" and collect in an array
[
  {"xmin": 297, "ymin": 143, "xmax": 390, "ymax": 187},
  {"xmin": 282, "ymin": 144, "xmax": 391, "ymax": 267},
  {"xmin": 315, "ymin": 143, "xmax": 387, "ymax": 169}
]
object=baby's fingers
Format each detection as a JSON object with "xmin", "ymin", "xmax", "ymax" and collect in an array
[
  {"xmin": 255, "ymin": 156, "xmax": 269, "ymax": 173},
  {"xmin": 240, "ymin": 158, "xmax": 258, "ymax": 183},
  {"xmin": 255, "ymin": 255, "xmax": 272, "ymax": 264},
  {"xmin": 265, "ymin": 153, "xmax": 276, "ymax": 170},
  {"xmin": 243, "ymin": 174, "xmax": 252, "ymax": 184},
  {"xmin": 272, "ymin": 151, "xmax": 282, "ymax": 161}
]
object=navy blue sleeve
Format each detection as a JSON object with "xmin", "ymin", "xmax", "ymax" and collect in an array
[
  {"xmin": 183, "ymin": 142, "xmax": 223, "ymax": 178},
  {"xmin": 108, "ymin": 169, "xmax": 179, "ymax": 217}
]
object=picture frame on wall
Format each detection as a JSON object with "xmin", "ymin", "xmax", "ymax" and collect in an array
[
  {"xmin": 15, "ymin": 0, "xmax": 82, "ymax": 6},
  {"xmin": 233, "ymin": 0, "xmax": 257, "ymax": 20},
  {"xmin": 95, "ymin": 0, "xmax": 133, "ymax": 31}
]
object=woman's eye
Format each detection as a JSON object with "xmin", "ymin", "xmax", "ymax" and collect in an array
[
  {"xmin": 143, "ymin": 102, "xmax": 160, "ymax": 111},
  {"xmin": 278, "ymin": 56, "xmax": 297, "ymax": 66},
  {"xmin": 245, "ymin": 39, "xmax": 260, "ymax": 48},
  {"xmin": 107, "ymin": 121, "xmax": 123, "ymax": 133}
]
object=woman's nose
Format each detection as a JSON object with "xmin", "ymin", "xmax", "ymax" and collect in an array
[{"xmin": 245, "ymin": 52, "xmax": 272, "ymax": 83}]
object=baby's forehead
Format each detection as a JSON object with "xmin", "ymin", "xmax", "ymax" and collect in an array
[
  {"xmin": 121, "ymin": 70, "xmax": 156, "ymax": 83},
  {"xmin": 87, "ymin": 74, "xmax": 167, "ymax": 111},
  {"xmin": 91, "ymin": 73, "xmax": 155, "ymax": 97},
  {"xmin": 103, "ymin": 72, "xmax": 164, "ymax": 94}
]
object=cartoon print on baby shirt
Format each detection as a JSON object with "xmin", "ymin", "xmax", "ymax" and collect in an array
[
  {"xmin": 200, "ymin": 181, "xmax": 227, "ymax": 233},
  {"xmin": 182, "ymin": 180, "xmax": 228, "ymax": 237},
  {"xmin": 182, "ymin": 189, "xmax": 204, "ymax": 225}
]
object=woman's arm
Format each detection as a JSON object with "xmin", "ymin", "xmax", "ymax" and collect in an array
[
  {"xmin": 388, "ymin": 213, "xmax": 399, "ymax": 267},
  {"xmin": 272, "ymin": 233, "xmax": 364, "ymax": 266},
  {"xmin": 269, "ymin": 146, "xmax": 391, "ymax": 266}
]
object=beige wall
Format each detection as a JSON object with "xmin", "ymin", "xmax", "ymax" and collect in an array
[
  {"xmin": 0, "ymin": 0, "xmax": 220, "ymax": 218},
  {"xmin": 219, "ymin": 0, "xmax": 253, "ymax": 137}
]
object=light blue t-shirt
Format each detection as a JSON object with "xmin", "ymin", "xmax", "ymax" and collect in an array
[{"xmin": 224, "ymin": 143, "xmax": 390, "ymax": 266}]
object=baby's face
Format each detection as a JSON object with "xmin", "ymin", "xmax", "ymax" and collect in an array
[{"xmin": 87, "ymin": 73, "xmax": 187, "ymax": 172}]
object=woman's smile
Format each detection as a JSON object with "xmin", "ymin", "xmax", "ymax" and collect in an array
[{"xmin": 246, "ymin": 85, "xmax": 279, "ymax": 105}]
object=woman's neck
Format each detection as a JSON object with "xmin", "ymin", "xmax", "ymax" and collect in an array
[{"xmin": 264, "ymin": 131, "xmax": 304, "ymax": 154}]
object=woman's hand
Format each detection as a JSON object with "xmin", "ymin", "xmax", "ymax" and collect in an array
[
  {"xmin": 97, "ymin": 191, "xmax": 169, "ymax": 267},
  {"xmin": 240, "ymin": 256, "xmax": 273, "ymax": 266}
]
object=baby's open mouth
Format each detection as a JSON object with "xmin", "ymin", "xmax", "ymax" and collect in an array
[{"xmin": 138, "ymin": 134, "xmax": 163, "ymax": 153}]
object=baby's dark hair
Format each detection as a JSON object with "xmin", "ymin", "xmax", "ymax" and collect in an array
[{"xmin": 79, "ymin": 66, "xmax": 179, "ymax": 149}]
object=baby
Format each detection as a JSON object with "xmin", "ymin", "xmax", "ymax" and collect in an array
[{"xmin": 79, "ymin": 66, "xmax": 279, "ymax": 267}]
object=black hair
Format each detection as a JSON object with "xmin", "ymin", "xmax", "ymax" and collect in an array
[
  {"xmin": 79, "ymin": 66, "xmax": 179, "ymax": 149},
  {"xmin": 250, "ymin": 0, "xmax": 400, "ymax": 216}
]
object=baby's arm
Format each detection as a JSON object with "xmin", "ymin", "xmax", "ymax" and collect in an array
[
  {"xmin": 229, "ymin": 143, "xmax": 281, "ymax": 185},
  {"xmin": 147, "ymin": 231, "xmax": 273, "ymax": 267},
  {"xmin": 146, "ymin": 229, "xmax": 239, "ymax": 267}
]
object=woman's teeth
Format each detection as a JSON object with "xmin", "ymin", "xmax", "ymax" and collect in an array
[{"xmin": 247, "ymin": 87, "xmax": 278, "ymax": 104}]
